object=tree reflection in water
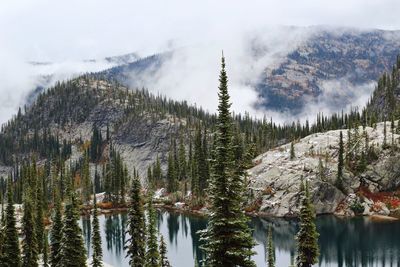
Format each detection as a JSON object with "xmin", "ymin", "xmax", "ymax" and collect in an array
[{"xmin": 81, "ymin": 211, "xmax": 400, "ymax": 267}]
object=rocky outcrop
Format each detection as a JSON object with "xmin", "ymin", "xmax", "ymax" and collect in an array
[{"xmin": 248, "ymin": 121, "xmax": 400, "ymax": 217}]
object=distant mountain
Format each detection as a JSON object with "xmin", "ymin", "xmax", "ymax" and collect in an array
[
  {"xmin": 81, "ymin": 27, "xmax": 400, "ymax": 115},
  {"xmin": 256, "ymin": 28, "xmax": 400, "ymax": 112},
  {"xmin": 25, "ymin": 27, "xmax": 400, "ymax": 117}
]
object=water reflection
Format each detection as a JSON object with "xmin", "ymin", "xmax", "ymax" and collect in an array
[{"xmin": 81, "ymin": 212, "xmax": 400, "ymax": 267}]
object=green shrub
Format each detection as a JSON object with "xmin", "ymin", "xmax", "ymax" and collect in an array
[{"xmin": 350, "ymin": 201, "xmax": 365, "ymax": 215}]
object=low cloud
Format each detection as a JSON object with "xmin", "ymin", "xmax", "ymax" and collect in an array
[{"xmin": 1, "ymin": 0, "xmax": 399, "ymax": 125}]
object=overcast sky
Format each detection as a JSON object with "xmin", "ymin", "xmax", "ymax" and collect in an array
[{"xmin": 1, "ymin": 0, "xmax": 400, "ymax": 124}]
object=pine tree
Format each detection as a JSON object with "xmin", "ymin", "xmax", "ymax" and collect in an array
[
  {"xmin": 36, "ymin": 179, "xmax": 45, "ymax": 255},
  {"xmin": 60, "ymin": 193, "xmax": 87, "ymax": 267},
  {"xmin": 290, "ymin": 141, "xmax": 295, "ymax": 160},
  {"xmin": 2, "ymin": 179, "xmax": 22, "ymax": 267},
  {"xmin": 0, "ymin": 195, "xmax": 4, "ymax": 264},
  {"xmin": 178, "ymin": 135, "xmax": 187, "ymax": 181},
  {"xmin": 91, "ymin": 193, "xmax": 102, "ymax": 267},
  {"xmin": 336, "ymin": 131, "xmax": 344, "ymax": 191},
  {"xmin": 125, "ymin": 174, "xmax": 146, "ymax": 267},
  {"xmin": 267, "ymin": 226, "xmax": 275, "ymax": 267},
  {"xmin": 159, "ymin": 235, "xmax": 171, "ymax": 267},
  {"xmin": 50, "ymin": 193, "xmax": 63, "ymax": 267},
  {"xmin": 296, "ymin": 180, "xmax": 319, "ymax": 267},
  {"xmin": 167, "ymin": 150, "xmax": 177, "ymax": 193},
  {"xmin": 383, "ymin": 120, "xmax": 388, "ymax": 148},
  {"xmin": 200, "ymin": 54, "xmax": 256, "ymax": 267},
  {"xmin": 22, "ymin": 189, "xmax": 39, "ymax": 267},
  {"xmin": 153, "ymin": 156, "xmax": 162, "ymax": 182},
  {"xmin": 82, "ymin": 151, "xmax": 91, "ymax": 203},
  {"xmin": 43, "ymin": 230, "xmax": 50, "ymax": 267},
  {"xmin": 146, "ymin": 197, "xmax": 160, "ymax": 267}
]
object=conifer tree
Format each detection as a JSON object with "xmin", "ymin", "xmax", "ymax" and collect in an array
[
  {"xmin": 36, "ymin": 180, "xmax": 45, "ymax": 255},
  {"xmin": 91, "ymin": 193, "xmax": 103, "ymax": 267},
  {"xmin": 43, "ymin": 230, "xmax": 50, "ymax": 267},
  {"xmin": 167, "ymin": 150, "xmax": 177, "ymax": 193},
  {"xmin": 82, "ymin": 152, "xmax": 91, "ymax": 203},
  {"xmin": 200, "ymin": 54, "xmax": 256, "ymax": 267},
  {"xmin": 60, "ymin": 193, "xmax": 87, "ymax": 267},
  {"xmin": 153, "ymin": 155, "xmax": 162, "ymax": 183},
  {"xmin": 0, "ymin": 187, "xmax": 5, "ymax": 263},
  {"xmin": 178, "ymin": 135, "xmax": 187, "ymax": 181},
  {"xmin": 146, "ymin": 197, "xmax": 160, "ymax": 267},
  {"xmin": 125, "ymin": 174, "xmax": 146, "ymax": 267},
  {"xmin": 50, "ymin": 193, "xmax": 63, "ymax": 267},
  {"xmin": 22, "ymin": 189, "xmax": 39, "ymax": 267},
  {"xmin": 336, "ymin": 131, "xmax": 344, "ymax": 191},
  {"xmin": 296, "ymin": 180, "xmax": 319, "ymax": 267},
  {"xmin": 383, "ymin": 120, "xmax": 388, "ymax": 148},
  {"xmin": 290, "ymin": 141, "xmax": 295, "ymax": 160},
  {"xmin": 2, "ymin": 179, "xmax": 22, "ymax": 267},
  {"xmin": 267, "ymin": 226, "xmax": 275, "ymax": 267},
  {"xmin": 159, "ymin": 235, "xmax": 171, "ymax": 267}
]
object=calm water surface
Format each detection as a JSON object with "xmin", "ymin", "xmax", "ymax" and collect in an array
[{"xmin": 81, "ymin": 211, "xmax": 400, "ymax": 267}]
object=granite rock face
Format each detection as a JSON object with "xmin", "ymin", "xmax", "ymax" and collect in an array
[{"xmin": 248, "ymin": 121, "xmax": 400, "ymax": 217}]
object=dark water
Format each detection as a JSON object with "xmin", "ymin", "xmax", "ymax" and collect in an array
[{"xmin": 81, "ymin": 211, "xmax": 400, "ymax": 267}]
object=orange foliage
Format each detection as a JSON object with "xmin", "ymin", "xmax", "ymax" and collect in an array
[
  {"xmin": 98, "ymin": 202, "xmax": 113, "ymax": 209},
  {"xmin": 358, "ymin": 186, "xmax": 400, "ymax": 209}
]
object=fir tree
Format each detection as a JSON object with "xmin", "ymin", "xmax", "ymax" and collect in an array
[
  {"xmin": 200, "ymin": 54, "xmax": 256, "ymax": 267},
  {"xmin": 267, "ymin": 226, "xmax": 275, "ymax": 267},
  {"xmin": 178, "ymin": 135, "xmax": 187, "ymax": 181},
  {"xmin": 22, "ymin": 189, "xmax": 39, "ymax": 267},
  {"xmin": 2, "ymin": 179, "xmax": 22, "ymax": 267},
  {"xmin": 146, "ymin": 197, "xmax": 160, "ymax": 267},
  {"xmin": 36, "ymin": 180, "xmax": 45, "ymax": 255},
  {"xmin": 296, "ymin": 180, "xmax": 319, "ymax": 267},
  {"xmin": 153, "ymin": 156, "xmax": 162, "ymax": 183},
  {"xmin": 167, "ymin": 150, "xmax": 177, "ymax": 193},
  {"xmin": 50, "ymin": 193, "xmax": 63, "ymax": 267},
  {"xmin": 43, "ymin": 230, "xmax": 50, "ymax": 267},
  {"xmin": 336, "ymin": 131, "xmax": 344, "ymax": 191},
  {"xmin": 125, "ymin": 174, "xmax": 146, "ymax": 267},
  {"xmin": 0, "ymin": 197, "xmax": 4, "ymax": 264},
  {"xmin": 82, "ymin": 151, "xmax": 91, "ymax": 203},
  {"xmin": 383, "ymin": 120, "xmax": 388, "ymax": 148},
  {"xmin": 159, "ymin": 235, "xmax": 171, "ymax": 267},
  {"xmin": 91, "ymin": 193, "xmax": 102, "ymax": 267},
  {"xmin": 60, "ymin": 193, "xmax": 87, "ymax": 267},
  {"xmin": 290, "ymin": 141, "xmax": 295, "ymax": 160}
]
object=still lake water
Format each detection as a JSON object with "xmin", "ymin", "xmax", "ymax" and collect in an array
[{"xmin": 81, "ymin": 211, "xmax": 400, "ymax": 267}]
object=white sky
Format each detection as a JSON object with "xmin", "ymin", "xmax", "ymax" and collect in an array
[{"xmin": 0, "ymin": 0, "xmax": 400, "ymax": 124}]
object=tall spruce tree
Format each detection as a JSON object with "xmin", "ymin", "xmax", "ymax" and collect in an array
[
  {"xmin": 296, "ymin": 180, "xmax": 319, "ymax": 267},
  {"xmin": 159, "ymin": 235, "xmax": 171, "ymax": 267},
  {"xmin": 336, "ymin": 131, "xmax": 344, "ymax": 191},
  {"xmin": 91, "ymin": 193, "xmax": 102, "ymax": 267},
  {"xmin": 50, "ymin": 193, "xmax": 63, "ymax": 267},
  {"xmin": 0, "ymin": 206, "xmax": 4, "ymax": 264},
  {"xmin": 146, "ymin": 197, "xmax": 160, "ymax": 267},
  {"xmin": 36, "ymin": 179, "xmax": 45, "ymax": 255},
  {"xmin": 200, "ymin": 54, "xmax": 256, "ymax": 267},
  {"xmin": 125, "ymin": 174, "xmax": 146, "ymax": 267},
  {"xmin": 290, "ymin": 141, "xmax": 295, "ymax": 160},
  {"xmin": 43, "ymin": 230, "xmax": 50, "ymax": 267},
  {"xmin": 22, "ymin": 189, "xmax": 39, "ymax": 267},
  {"xmin": 60, "ymin": 193, "xmax": 87, "ymax": 267},
  {"xmin": 2, "ymin": 179, "xmax": 22, "ymax": 267},
  {"xmin": 166, "ymin": 150, "xmax": 177, "ymax": 193}
]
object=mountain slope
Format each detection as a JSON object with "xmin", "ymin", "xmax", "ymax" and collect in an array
[
  {"xmin": 248, "ymin": 121, "xmax": 400, "ymax": 217},
  {"xmin": 256, "ymin": 28, "xmax": 400, "ymax": 112}
]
